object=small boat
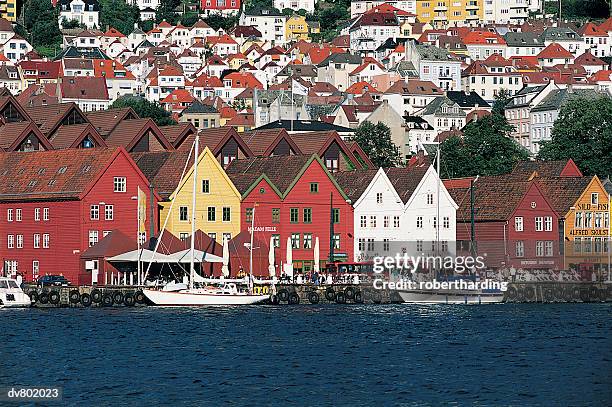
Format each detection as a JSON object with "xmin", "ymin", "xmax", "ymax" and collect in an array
[
  {"xmin": 0, "ymin": 277, "xmax": 31, "ymax": 308},
  {"xmin": 398, "ymin": 289, "xmax": 504, "ymax": 304},
  {"xmin": 143, "ymin": 283, "xmax": 269, "ymax": 306}
]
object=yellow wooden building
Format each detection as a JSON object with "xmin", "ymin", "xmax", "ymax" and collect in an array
[
  {"xmin": 416, "ymin": 0, "xmax": 484, "ymax": 28},
  {"xmin": 286, "ymin": 15, "xmax": 310, "ymax": 42},
  {"xmin": 159, "ymin": 147, "xmax": 242, "ymax": 243}
]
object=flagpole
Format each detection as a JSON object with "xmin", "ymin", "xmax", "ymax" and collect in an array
[{"xmin": 291, "ymin": 82, "xmax": 294, "ymax": 132}]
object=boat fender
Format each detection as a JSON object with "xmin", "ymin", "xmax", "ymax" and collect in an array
[
  {"xmin": 134, "ymin": 290, "xmax": 146, "ymax": 304},
  {"xmin": 506, "ymin": 286, "xmax": 517, "ymax": 302},
  {"xmin": 354, "ymin": 291, "xmax": 363, "ymax": 303},
  {"xmin": 270, "ymin": 294, "xmax": 280, "ymax": 305},
  {"xmin": 262, "ymin": 286, "xmax": 269, "ymax": 294},
  {"xmin": 288, "ymin": 292, "xmax": 300, "ymax": 305},
  {"xmin": 572, "ymin": 287, "xmax": 581, "ymax": 302},
  {"xmin": 523, "ymin": 286, "xmax": 535, "ymax": 302},
  {"xmin": 308, "ymin": 291, "xmax": 320, "ymax": 304},
  {"xmin": 372, "ymin": 291, "xmax": 383, "ymax": 304},
  {"xmin": 123, "ymin": 293, "xmax": 135, "ymax": 306},
  {"xmin": 325, "ymin": 287, "xmax": 336, "ymax": 302},
  {"xmin": 91, "ymin": 289, "xmax": 102, "ymax": 303},
  {"xmin": 102, "ymin": 293, "xmax": 114, "ymax": 307},
  {"xmin": 80, "ymin": 293, "xmax": 92, "ymax": 307},
  {"xmin": 579, "ymin": 288, "xmax": 590, "ymax": 303},
  {"xmin": 344, "ymin": 286, "xmax": 356, "ymax": 300},
  {"xmin": 38, "ymin": 292, "xmax": 49, "ymax": 304},
  {"xmin": 562, "ymin": 287, "xmax": 573, "ymax": 302},
  {"xmin": 254, "ymin": 286, "xmax": 261, "ymax": 295},
  {"xmin": 597, "ymin": 289, "xmax": 607, "ymax": 303},
  {"xmin": 543, "ymin": 287, "xmax": 554, "ymax": 303},
  {"xmin": 113, "ymin": 291, "xmax": 124, "ymax": 305},
  {"xmin": 335, "ymin": 292, "xmax": 346, "ymax": 304},
  {"xmin": 553, "ymin": 286, "xmax": 564, "ymax": 302},
  {"xmin": 49, "ymin": 291, "xmax": 60, "ymax": 305},
  {"xmin": 69, "ymin": 290, "xmax": 80, "ymax": 304},
  {"xmin": 28, "ymin": 291, "xmax": 39, "ymax": 304},
  {"xmin": 278, "ymin": 289, "xmax": 289, "ymax": 302}
]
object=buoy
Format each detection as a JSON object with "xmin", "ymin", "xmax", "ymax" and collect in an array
[
  {"xmin": 69, "ymin": 290, "xmax": 80, "ymax": 304},
  {"xmin": 262, "ymin": 286, "xmax": 269, "ymax": 294},
  {"xmin": 270, "ymin": 294, "xmax": 280, "ymax": 305},
  {"xmin": 278, "ymin": 289, "xmax": 289, "ymax": 302},
  {"xmin": 49, "ymin": 291, "xmax": 60, "ymax": 305},
  {"xmin": 523, "ymin": 286, "xmax": 535, "ymax": 302},
  {"xmin": 344, "ymin": 286, "xmax": 356, "ymax": 300},
  {"xmin": 112, "ymin": 291, "xmax": 124, "ymax": 305},
  {"xmin": 38, "ymin": 292, "xmax": 49, "ymax": 304},
  {"xmin": 28, "ymin": 291, "xmax": 38, "ymax": 304},
  {"xmin": 80, "ymin": 293, "xmax": 92, "ymax": 307},
  {"xmin": 91, "ymin": 289, "xmax": 102, "ymax": 303},
  {"xmin": 325, "ymin": 287, "xmax": 336, "ymax": 302},
  {"xmin": 597, "ymin": 289, "xmax": 607, "ymax": 303},
  {"xmin": 308, "ymin": 291, "xmax": 320, "ymax": 304},
  {"xmin": 288, "ymin": 292, "xmax": 300, "ymax": 305},
  {"xmin": 553, "ymin": 286, "xmax": 564, "ymax": 302},
  {"xmin": 123, "ymin": 293, "xmax": 135, "ymax": 306},
  {"xmin": 102, "ymin": 293, "xmax": 114, "ymax": 307},
  {"xmin": 372, "ymin": 291, "xmax": 383, "ymax": 304},
  {"xmin": 543, "ymin": 287, "xmax": 554, "ymax": 303},
  {"xmin": 506, "ymin": 286, "xmax": 518, "ymax": 302},
  {"xmin": 354, "ymin": 291, "xmax": 363, "ymax": 303},
  {"xmin": 134, "ymin": 290, "xmax": 145, "ymax": 304},
  {"xmin": 579, "ymin": 289, "xmax": 590, "ymax": 303},
  {"xmin": 336, "ymin": 292, "xmax": 346, "ymax": 304}
]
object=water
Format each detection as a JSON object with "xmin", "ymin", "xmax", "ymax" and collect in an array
[{"xmin": 2, "ymin": 304, "xmax": 611, "ymax": 406}]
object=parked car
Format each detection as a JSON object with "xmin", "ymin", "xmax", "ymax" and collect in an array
[{"xmin": 37, "ymin": 275, "xmax": 71, "ymax": 287}]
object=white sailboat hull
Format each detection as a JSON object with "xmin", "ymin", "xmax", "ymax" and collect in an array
[
  {"xmin": 143, "ymin": 288, "xmax": 269, "ymax": 306},
  {"xmin": 399, "ymin": 290, "xmax": 504, "ymax": 304}
]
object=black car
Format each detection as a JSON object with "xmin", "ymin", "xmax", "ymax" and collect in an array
[{"xmin": 37, "ymin": 275, "xmax": 71, "ymax": 287}]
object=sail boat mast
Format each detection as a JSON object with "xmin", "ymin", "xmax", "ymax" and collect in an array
[
  {"xmin": 189, "ymin": 135, "xmax": 199, "ymax": 290},
  {"xmin": 249, "ymin": 206, "xmax": 255, "ymax": 277}
]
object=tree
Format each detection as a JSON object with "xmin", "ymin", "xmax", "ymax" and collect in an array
[
  {"xmin": 353, "ymin": 121, "xmax": 401, "ymax": 168},
  {"xmin": 204, "ymin": 13, "xmax": 239, "ymax": 31},
  {"xmin": 61, "ymin": 18, "xmax": 85, "ymax": 29},
  {"xmin": 23, "ymin": 0, "xmax": 62, "ymax": 52},
  {"xmin": 99, "ymin": 0, "xmax": 140, "ymax": 34},
  {"xmin": 439, "ymin": 113, "xmax": 529, "ymax": 178},
  {"xmin": 492, "ymin": 89, "xmax": 512, "ymax": 115},
  {"xmin": 538, "ymin": 97, "xmax": 612, "ymax": 177},
  {"xmin": 156, "ymin": 0, "xmax": 181, "ymax": 25},
  {"xmin": 110, "ymin": 96, "xmax": 176, "ymax": 126}
]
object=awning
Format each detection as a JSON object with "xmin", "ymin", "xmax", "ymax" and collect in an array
[
  {"xmin": 164, "ymin": 249, "xmax": 224, "ymax": 264},
  {"xmin": 107, "ymin": 249, "xmax": 172, "ymax": 263}
]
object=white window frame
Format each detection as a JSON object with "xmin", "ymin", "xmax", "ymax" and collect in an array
[{"xmin": 113, "ymin": 176, "xmax": 127, "ymax": 193}]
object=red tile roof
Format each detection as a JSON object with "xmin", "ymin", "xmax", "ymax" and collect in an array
[{"xmin": 537, "ymin": 43, "xmax": 573, "ymax": 59}]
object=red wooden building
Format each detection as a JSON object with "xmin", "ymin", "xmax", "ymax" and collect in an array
[
  {"xmin": 226, "ymin": 154, "xmax": 354, "ymax": 275},
  {"xmin": 447, "ymin": 177, "xmax": 562, "ymax": 270},
  {"xmin": 0, "ymin": 148, "xmax": 159, "ymax": 284}
]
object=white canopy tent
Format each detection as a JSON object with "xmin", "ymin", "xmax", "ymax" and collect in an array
[
  {"xmin": 164, "ymin": 249, "xmax": 224, "ymax": 264},
  {"xmin": 107, "ymin": 249, "xmax": 172, "ymax": 263}
]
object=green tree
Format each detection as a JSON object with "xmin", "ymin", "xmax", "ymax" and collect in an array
[
  {"xmin": 492, "ymin": 88, "xmax": 512, "ymax": 115},
  {"xmin": 99, "ymin": 0, "xmax": 140, "ymax": 34},
  {"xmin": 156, "ymin": 0, "xmax": 181, "ymax": 25},
  {"xmin": 538, "ymin": 97, "xmax": 612, "ymax": 177},
  {"xmin": 354, "ymin": 121, "xmax": 401, "ymax": 168},
  {"xmin": 23, "ymin": 0, "xmax": 62, "ymax": 52},
  {"xmin": 544, "ymin": 0, "xmax": 609, "ymax": 19},
  {"xmin": 180, "ymin": 13, "xmax": 200, "ymax": 27},
  {"xmin": 439, "ymin": 113, "xmax": 529, "ymax": 178},
  {"xmin": 61, "ymin": 18, "xmax": 85, "ymax": 29},
  {"xmin": 110, "ymin": 96, "xmax": 176, "ymax": 126},
  {"xmin": 203, "ymin": 13, "xmax": 239, "ymax": 31}
]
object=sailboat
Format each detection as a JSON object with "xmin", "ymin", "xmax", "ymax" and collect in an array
[
  {"xmin": 397, "ymin": 146, "xmax": 504, "ymax": 304},
  {"xmin": 142, "ymin": 135, "xmax": 269, "ymax": 306}
]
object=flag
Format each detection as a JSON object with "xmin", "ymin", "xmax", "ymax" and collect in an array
[
  {"xmin": 138, "ymin": 186, "xmax": 147, "ymax": 235},
  {"xmin": 291, "ymin": 79, "xmax": 308, "ymax": 96}
]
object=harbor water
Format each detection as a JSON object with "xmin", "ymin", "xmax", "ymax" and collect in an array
[{"xmin": 2, "ymin": 304, "xmax": 611, "ymax": 406}]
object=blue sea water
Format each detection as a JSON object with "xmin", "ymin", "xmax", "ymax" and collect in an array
[{"xmin": 1, "ymin": 304, "xmax": 611, "ymax": 406}]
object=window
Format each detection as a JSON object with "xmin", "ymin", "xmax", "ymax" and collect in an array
[
  {"xmin": 223, "ymin": 233, "xmax": 231, "ymax": 243},
  {"xmin": 43, "ymin": 208, "xmax": 49, "ymax": 221},
  {"xmin": 303, "ymin": 233, "xmax": 312, "ymax": 249},
  {"xmin": 7, "ymin": 209, "xmax": 12, "ymax": 222},
  {"xmin": 585, "ymin": 212, "xmax": 593, "ymax": 228},
  {"xmin": 333, "ymin": 234, "xmax": 340, "ymax": 250},
  {"xmin": 591, "ymin": 193, "xmax": 598, "ymax": 205},
  {"xmin": 376, "ymin": 193, "xmax": 383, "ymax": 204},
  {"xmin": 443, "ymin": 216, "xmax": 450, "ymax": 229},
  {"xmin": 290, "ymin": 208, "xmax": 299, "ymax": 223},
  {"xmin": 383, "ymin": 216, "xmax": 390, "ymax": 228},
  {"xmin": 222, "ymin": 207, "xmax": 231, "ymax": 222},
  {"xmin": 575, "ymin": 212, "xmax": 583, "ymax": 228},
  {"xmin": 90, "ymin": 204, "xmax": 99, "ymax": 220},
  {"xmin": 595, "ymin": 212, "xmax": 603, "ymax": 228},
  {"xmin": 360, "ymin": 215, "xmax": 367, "ymax": 228},
  {"xmin": 545, "ymin": 241, "xmax": 553, "ymax": 257},
  {"xmin": 179, "ymin": 206, "xmax": 188, "ymax": 221},
  {"xmin": 544, "ymin": 216, "xmax": 552, "ymax": 232},
  {"xmin": 427, "ymin": 193, "xmax": 434, "ymax": 205},
  {"xmin": 416, "ymin": 216, "xmax": 423, "ymax": 228},
  {"xmin": 7, "ymin": 234, "xmax": 14, "ymax": 248},
  {"xmin": 394, "ymin": 216, "xmax": 400, "ymax": 228},
  {"xmin": 113, "ymin": 177, "xmax": 126, "ymax": 192},
  {"xmin": 383, "ymin": 239, "xmax": 390, "ymax": 252},
  {"xmin": 535, "ymin": 217, "xmax": 543, "ymax": 232},
  {"xmin": 34, "ymin": 234, "xmax": 40, "ymax": 248},
  {"xmin": 272, "ymin": 208, "xmax": 280, "ymax": 223},
  {"xmin": 574, "ymin": 237, "xmax": 582, "ymax": 253},
  {"xmin": 43, "ymin": 234, "xmax": 49, "ymax": 248},
  {"xmin": 34, "ymin": 208, "xmax": 40, "ymax": 221},
  {"xmin": 515, "ymin": 241, "xmax": 524, "ymax": 257},
  {"xmin": 88, "ymin": 230, "xmax": 98, "ymax": 247},
  {"xmin": 433, "ymin": 217, "xmax": 437, "ymax": 229},
  {"xmin": 202, "ymin": 179, "xmax": 210, "ymax": 193},
  {"xmin": 272, "ymin": 234, "xmax": 280, "ymax": 248},
  {"xmin": 179, "ymin": 233, "xmax": 189, "ymax": 241},
  {"xmin": 584, "ymin": 237, "xmax": 592, "ymax": 253},
  {"xmin": 16, "ymin": 208, "xmax": 21, "ymax": 221},
  {"xmin": 105, "ymin": 205, "xmax": 114, "ymax": 220},
  {"xmin": 310, "ymin": 183, "xmax": 318, "ymax": 193},
  {"xmin": 515, "ymin": 216, "xmax": 523, "ymax": 232},
  {"xmin": 32, "ymin": 260, "xmax": 39, "ymax": 277},
  {"xmin": 303, "ymin": 208, "xmax": 312, "ymax": 223},
  {"xmin": 291, "ymin": 233, "xmax": 300, "ymax": 249},
  {"xmin": 536, "ymin": 241, "xmax": 544, "ymax": 257},
  {"xmin": 358, "ymin": 238, "xmax": 365, "ymax": 251},
  {"xmin": 207, "ymin": 207, "xmax": 216, "ymax": 222},
  {"xmin": 246, "ymin": 208, "xmax": 253, "ymax": 223},
  {"xmin": 333, "ymin": 208, "xmax": 340, "ymax": 224},
  {"xmin": 370, "ymin": 215, "xmax": 377, "ymax": 228}
]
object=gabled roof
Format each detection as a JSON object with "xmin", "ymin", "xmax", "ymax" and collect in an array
[
  {"xmin": 0, "ymin": 121, "xmax": 53, "ymax": 152},
  {"xmin": 159, "ymin": 122, "xmax": 197, "ymax": 147},
  {"xmin": 462, "ymin": 31, "xmax": 506, "ymax": 45},
  {"xmin": 510, "ymin": 159, "xmax": 583, "ymax": 179},
  {"xmin": 333, "ymin": 169, "xmax": 378, "ymax": 202},
  {"xmin": 384, "ymin": 166, "xmax": 429, "ymax": 204},
  {"xmin": 241, "ymin": 129, "xmax": 301, "ymax": 156},
  {"xmin": 384, "ymin": 79, "xmax": 443, "ymax": 95},
  {"xmin": 574, "ymin": 50, "xmax": 607, "ymax": 66},
  {"xmin": 24, "ymin": 102, "xmax": 88, "ymax": 136},
  {"xmin": 537, "ymin": 43, "xmax": 574, "ymax": 59},
  {"xmin": 59, "ymin": 76, "xmax": 109, "ymax": 100},
  {"xmin": 49, "ymin": 123, "xmax": 107, "ymax": 149},
  {"xmin": 86, "ymin": 107, "xmax": 139, "ymax": 137},
  {"xmin": 131, "ymin": 151, "xmax": 190, "ymax": 199},
  {"xmin": 535, "ymin": 176, "xmax": 593, "ymax": 216},
  {"xmin": 446, "ymin": 91, "xmax": 490, "ymax": 108},
  {"xmin": 106, "ymin": 118, "xmax": 174, "ymax": 151}
]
